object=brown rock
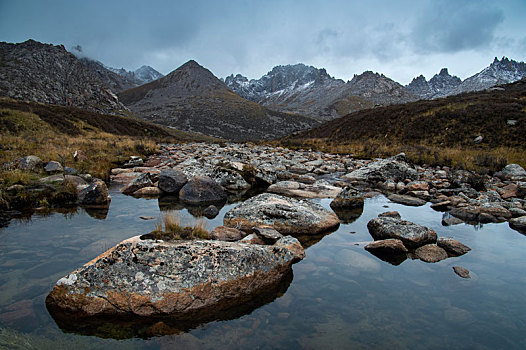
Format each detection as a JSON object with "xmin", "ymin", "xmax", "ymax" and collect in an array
[
  {"xmin": 378, "ymin": 211, "xmax": 401, "ymax": 219},
  {"xmin": 240, "ymin": 234, "xmax": 265, "ymax": 245},
  {"xmin": 453, "ymin": 266, "xmax": 471, "ymax": 279},
  {"xmin": 414, "ymin": 244, "xmax": 448, "ymax": 263},
  {"xmin": 365, "ymin": 239, "xmax": 408, "ymax": 254},
  {"xmin": 210, "ymin": 226, "xmax": 246, "ymax": 241},
  {"xmin": 133, "ymin": 186, "xmax": 162, "ymax": 197},
  {"xmin": 437, "ymin": 237, "xmax": 471, "ymax": 256}
]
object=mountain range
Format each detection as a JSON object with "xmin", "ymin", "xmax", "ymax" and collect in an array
[
  {"xmin": 1, "ymin": 39, "xmax": 525, "ymax": 141},
  {"xmin": 118, "ymin": 60, "xmax": 318, "ymax": 140},
  {"xmin": 225, "ymin": 57, "xmax": 526, "ymax": 120}
]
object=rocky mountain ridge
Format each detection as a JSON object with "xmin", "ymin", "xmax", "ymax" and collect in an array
[
  {"xmin": 406, "ymin": 68, "xmax": 462, "ymax": 99},
  {"xmin": 0, "ymin": 40, "xmax": 127, "ymax": 114},
  {"xmin": 225, "ymin": 64, "xmax": 417, "ymax": 121},
  {"xmin": 118, "ymin": 60, "xmax": 318, "ymax": 140}
]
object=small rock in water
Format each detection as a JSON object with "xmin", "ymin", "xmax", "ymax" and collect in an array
[
  {"xmin": 367, "ymin": 217, "xmax": 437, "ymax": 248},
  {"xmin": 140, "ymin": 216, "xmax": 156, "ymax": 221},
  {"xmin": 453, "ymin": 266, "xmax": 471, "ymax": 279},
  {"xmin": 509, "ymin": 216, "xmax": 526, "ymax": 234},
  {"xmin": 442, "ymin": 216, "xmax": 464, "ymax": 226},
  {"xmin": 388, "ymin": 194, "xmax": 426, "ymax": 207},
  {"xmin": 203, "ymin": 205, "xmax": 219, "ymax": 219},
  {"xmin": 414, "ymin": 244, "xmax": 448, "ymax": 263},
  {"xmin": 378, "ymin": 211, "xmax": 401, "ymax": 219}
]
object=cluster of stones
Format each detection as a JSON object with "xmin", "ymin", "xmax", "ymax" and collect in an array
[
  {"xmin": 365, "ymin": 213, "xmax": 471, "ymax": 273},
  {"xmin": 3, "ymin": 155, "xmax": 110, "ymax": 209},
  {"xmin": 113, "ymin": 144, "xmax": 526, "ymax": 234}
]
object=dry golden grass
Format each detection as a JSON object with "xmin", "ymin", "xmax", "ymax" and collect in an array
[
  {"xmin": 276, "ymin": 137, "xmax": 525, "ymax": 172},
  {"xmin": 149, "ymin": 212, "xmax": 210, "ymax": 241}
]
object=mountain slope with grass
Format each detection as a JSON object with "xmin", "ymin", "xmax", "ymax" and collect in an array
[
  {"xmin": 281, "ymin": 79, "xmax": 526, "ymax": 170},
  {"xmin": 119, "ymin": 60, "xmax": 318, "ymax": 141},
  {"xmin": 0, "ymin": 98, "xmax": 218, "ymax": 181}
]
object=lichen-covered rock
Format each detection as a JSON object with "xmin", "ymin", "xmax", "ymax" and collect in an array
[
  {"xmin": 453, "ymin": 266, "xmax": 471, "ymax": 279},
  {"xmin": 367, "ymin": 217, "xmax": 437, "ymax": 248},
  {"xmin": 437, "ymin": 237, "xmax": 471, "ymax": 256},
  {"xmin": 415, "ymin": 244, "xmax": 448, "ymax": 263},
  {"xmin": 157, "ymin": 169, "xmax": 188, "ymax": 194},
  {"xmin": 46, "ymin": 236, "xmax": 304, "ymax": 318},
  {"xmin": 330, "ymin": 187, "xmax": 364, "ymax": 209},
  {"xmin": 176, "ymin": 159, "xmax": 250, "ymax": 191},
  {"xmin": 224, "ymin": 193, "xmax": 340, "ymax": 235},
  {"xmin": 120, "ymin": 173, "xmax": 153, "ymax": 195},
  {"xmin": 18, "ymin": 155, "xmax": 43, "ymax": 171},
  {"xmin": 179, "ymin": 176, "xmax": 227, "ymax": 205},
  {"xmin": 342, "ymin": 153, "xmax": 417, "ymax": 183},
  {"xmin": 495, "ymin": 164, "xmax": 526, "ymax": 181},
  {"xmin": 78, "ymin": 180, "xmax": 110, "ymax": 207}
]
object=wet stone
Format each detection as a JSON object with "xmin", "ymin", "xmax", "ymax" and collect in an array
[
  {"xmin": 453, "ymin": 266, "xmax": 471, "ymax": 279},
  {"xmin": 414, "ymin": 244, "xmax": 448, "ymax": 263},
  {"xmin": 367, "ymin": 217, "xmax": 437, "ymax": 248},
  {"xmin": 437, "ymin": 237, "xmax": 471, "ymax": 256}
]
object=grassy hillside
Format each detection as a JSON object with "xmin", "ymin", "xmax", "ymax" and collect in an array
[
  {"xmin": 0, "ymin": 98, "xmax": 218, "ymax": 182},
  {"xmin": 280, "ymin": 80, "xmax": 526, "ymax": 171}
]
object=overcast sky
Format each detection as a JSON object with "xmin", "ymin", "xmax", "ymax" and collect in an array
[{"xmin": 0, "ymin": 0, "xmax": 525, "ymax": 84}]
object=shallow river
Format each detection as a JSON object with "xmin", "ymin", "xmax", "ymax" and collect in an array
[{"xmin": 0, "ymin": 186, "xmax": 525, "ymax": 349}]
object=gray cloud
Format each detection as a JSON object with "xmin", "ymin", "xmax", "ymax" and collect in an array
[{"xmin": 411, "ymin": 0, "xmax": 504, "ymax": 53}]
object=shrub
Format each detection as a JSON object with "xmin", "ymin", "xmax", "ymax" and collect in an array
[{"xmin": 148, "ymin": 212, "xmax": 210, "ymax": 241}]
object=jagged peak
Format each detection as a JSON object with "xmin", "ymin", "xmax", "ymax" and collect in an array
[{"xmin": 439, "ymin": 68, "xmax": 449, "ymax": 76}]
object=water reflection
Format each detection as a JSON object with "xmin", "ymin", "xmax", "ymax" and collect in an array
[{"xmin": 46, "ymin": 270, "xmax": 293, "ymax": 339}]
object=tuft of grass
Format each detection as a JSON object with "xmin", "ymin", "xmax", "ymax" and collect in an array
[{"xmin": 148, "ymin": 212, "xmax": 210, "ymax": 241}]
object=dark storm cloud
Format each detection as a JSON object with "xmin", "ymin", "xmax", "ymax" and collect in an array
[{"xmin": 411, "ymin": 0, "xmax": 504, "ymax": 53}]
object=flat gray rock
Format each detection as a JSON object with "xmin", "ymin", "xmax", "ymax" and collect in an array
[
  {"xmin": 367, "ymin": 217, "xmax": 437, "ymax": 248},
  {"xmin": 224, "ymin": 193, "xmax": 340, "ymax": 235}
]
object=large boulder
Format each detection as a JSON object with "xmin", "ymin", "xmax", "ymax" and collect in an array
[
  {"xmin": 176, "ymin": 159, "xmax": 250, "ymax": 191},
  {"xmin": 44, "ymin": 161, "xmax": 63, "ymax": 173},
  {"xmin": 78, "ymin": 180, "xmax": 110, "ymax": 207},
  {"xmin": 224, "ymin": 193, "xmax": 340, "ymax": 235},
  {"xmin": 46, "ymin": 236, "xmax": 304, "ymax": 318},
  {"xmin": 18, "ymin": 156, "xmax": 43, "ymax": 172},
  {"xmin": 179, "ymin": 176, "xmax": 227, "ymax": 205},
  {"xmin": 157, "ymin": 169, "xmax": 188, "ymax": 194},
  {"xmin": 330, "ymin": 187, "xmax": 364, "ymax": 210},
  {"xmin": 367, "ymin": 217, "xmax": 437, "ymax": 248},
  {"xmin": 342, "ymin": 153, "xmax": 418, "ymax": 183}
]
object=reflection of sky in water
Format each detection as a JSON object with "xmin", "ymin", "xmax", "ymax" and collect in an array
[{"xmin": 0, "ymin": 188, "xmax": 525, "ymax": 349}]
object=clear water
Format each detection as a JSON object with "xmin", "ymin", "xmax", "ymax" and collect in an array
[{"xmin": 0, "ymin": 186, "xmax": 525, "ymax": 349}]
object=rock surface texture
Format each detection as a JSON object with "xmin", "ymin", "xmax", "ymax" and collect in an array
[
  {"xmin": 367, "ymin": 217, "xmax": 437, "ymax": 248},
  {"xmin": 343, "ymin": 153, "xmax": 417, "ymax": 183},
  {"xmin": 46, "ymin": 235, "xmax": 304, "ymax": 318},
  {"xmin": 224, "ymin": 193, "xmax": 340, "ymax": 235}
]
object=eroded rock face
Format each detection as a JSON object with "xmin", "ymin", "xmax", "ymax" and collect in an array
[
  {"xmin": 46, "ymin": 236, "xmax": 304, "ymax": 318},
  {"xmin": 509, "ymin": 216, "xmax": 526, "ymax": 234},
  {"xmin": 342, "ymin": 153, "xmax": 417, "ymax": 183},
  {"xmin": 223, "ymin": 193, "xmax": 340, "ymax": 235},
  {"xmin": 120, "ymin": 173, "xmax": 153, "ymax": 195},
  {"xmin": 367, "ymin": 217, "xmax": 437, "ymax": 248}
]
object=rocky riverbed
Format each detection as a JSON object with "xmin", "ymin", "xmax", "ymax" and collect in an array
[{"xmin": 109, "ymin": 142, "xmax": 526, "ymax": 234}]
